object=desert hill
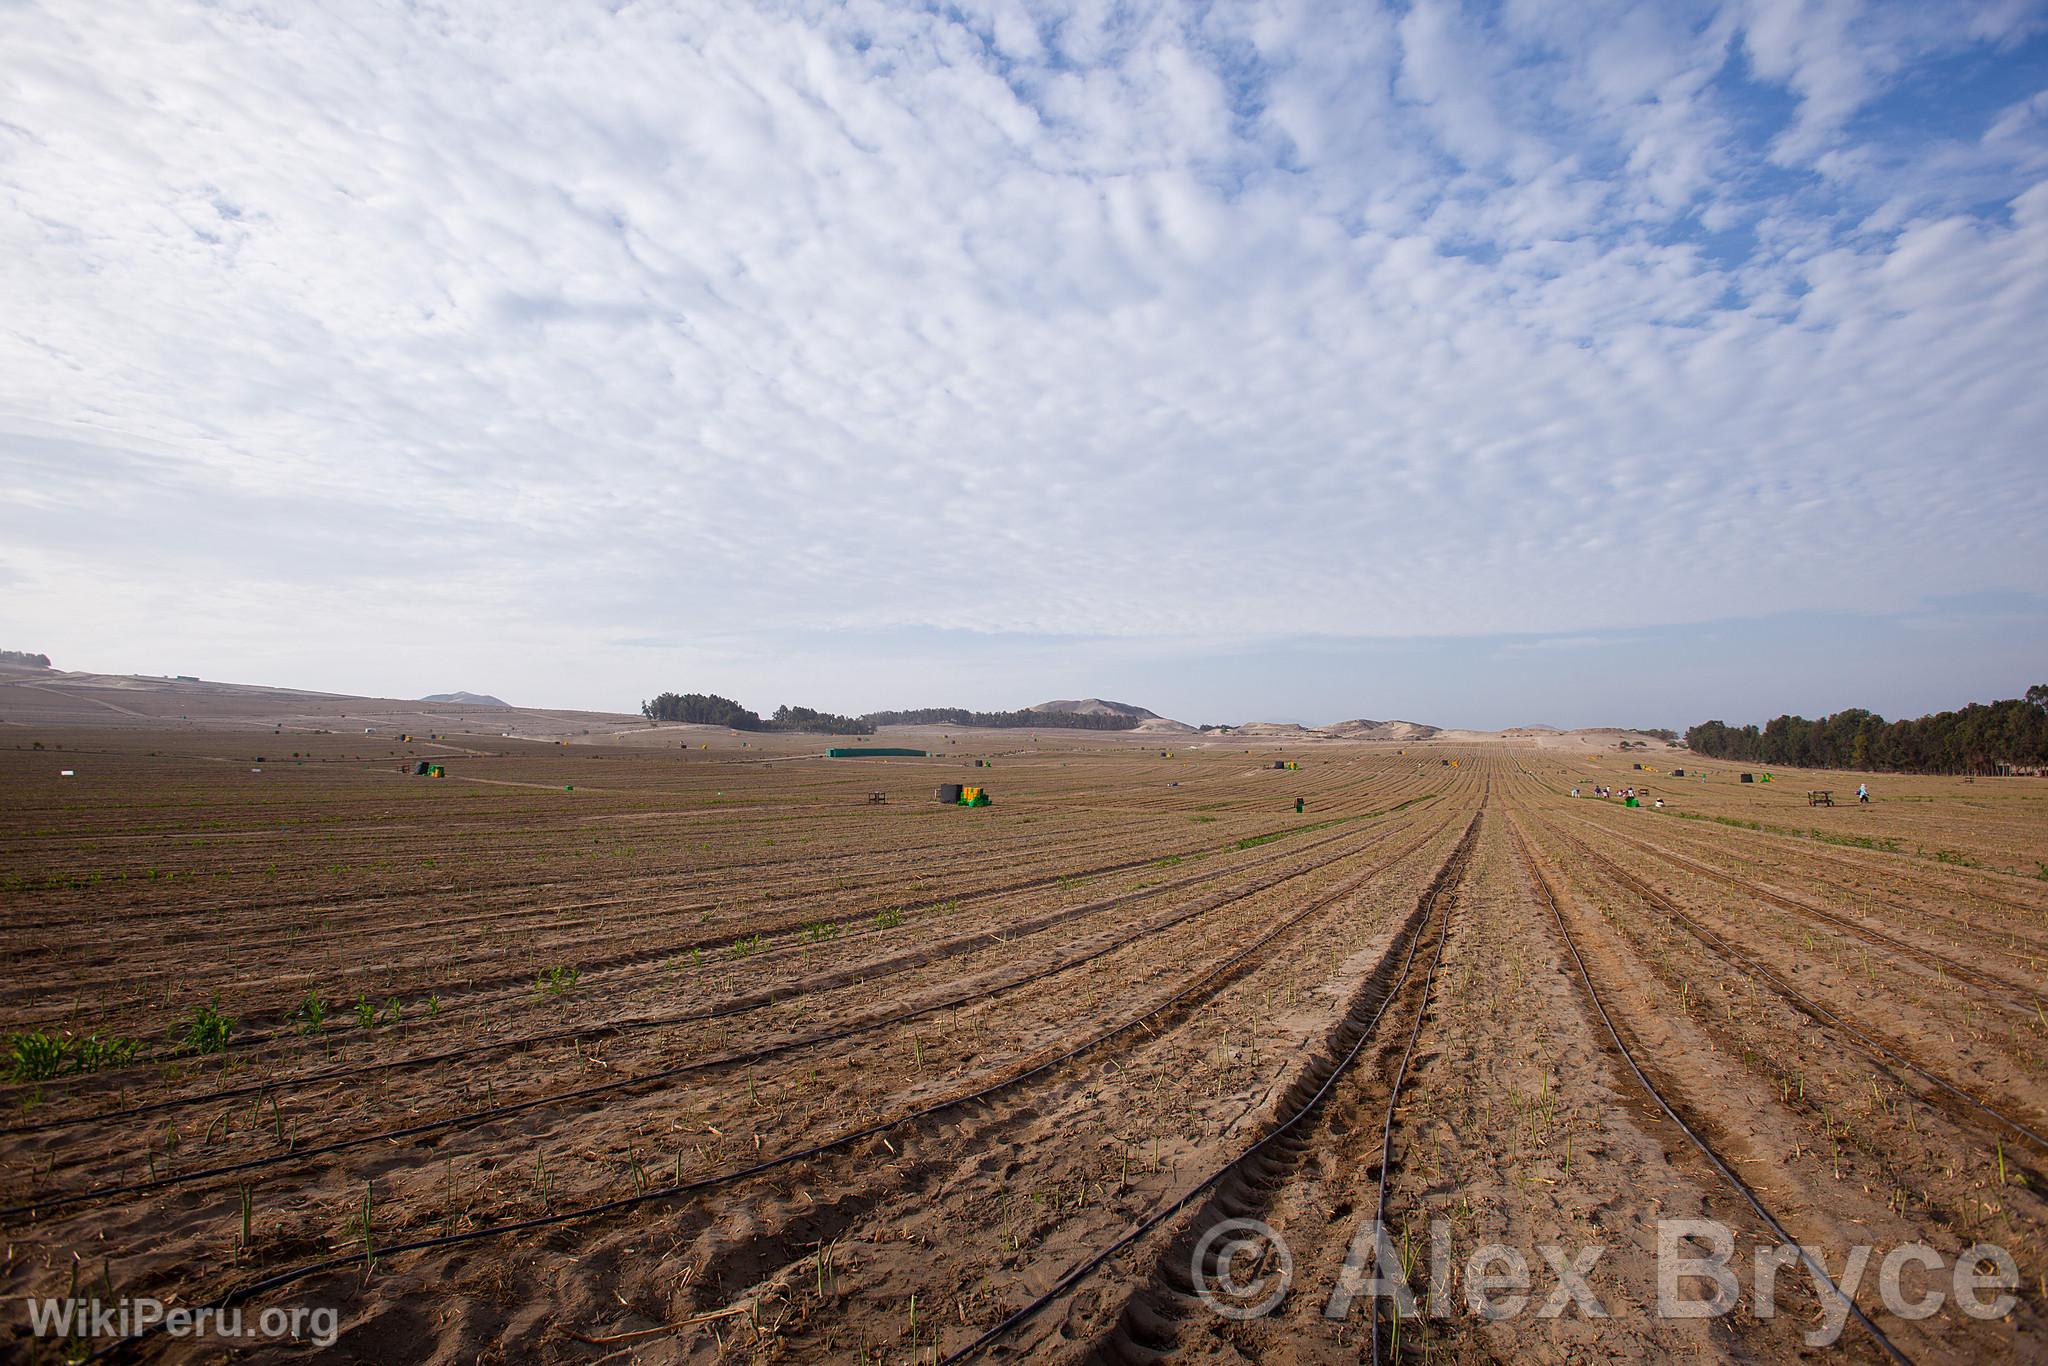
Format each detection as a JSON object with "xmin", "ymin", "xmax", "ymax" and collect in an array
[
  {"xmin": 1026, "ymin": 698, "xmax": 1161, "ymax": 720},
  {"xmin": 422, "ymin": 691, "xmax": 509, "ymax": 706},
  {"xmin": 1318, "ymin": 718, "xmax": 1441, "ymax": 741}
]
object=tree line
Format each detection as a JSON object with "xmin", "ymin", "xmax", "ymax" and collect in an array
[
  {"xmin": 639, "ymin": 693, "xmax": 875, "ymax": 735},
  {"xmin": 859, "ymin": 706, "xmax": 1140, "ymax": 731},
  {"xmin": 640, "ymin": 693, "xmax": 1146, "ymax": 734},
  {"xmin": 1685, "ymin": 686, "xmax": 2048, "ymax": 774}
]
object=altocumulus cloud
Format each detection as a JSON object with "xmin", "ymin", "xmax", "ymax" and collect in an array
[{"xmin": 0, "ymin": 0, "xmax": 2044, "ymax": 706}]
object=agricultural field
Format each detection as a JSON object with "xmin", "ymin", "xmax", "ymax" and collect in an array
[{"xmin": 1, "ymin": 725, "xmax": 2043, "ymax": 1362}]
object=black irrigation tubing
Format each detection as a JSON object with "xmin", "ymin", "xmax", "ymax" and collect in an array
[
  {"xmin": 1542, "ymin": 819, "xmax": 2048, "ymax": 1156},
  {"xmin": 1511, "ymin": 815, "xmax": 1915, "ymax": 1366},
  {"xmin": 1562, "ymin": 814, "xmax": 2048, "ymax": 1017},
  {"xmin": 25, "ymin": 759, "xmax": 1420, "ymax": 929},
  {"xmin": 937, "ymin": 807, "xmax": 1485, "ymax": 1366},
  {"xmin": 1506, "ymin": 749, "xmax": 2047, "ymax": 910},
  {"xmin": 0, "ymin": 798, "xmax": 1207, "ymax": 968},
  {"xmin": 1634, "ymin": 814, "xmax": 2048, "ymax": 921},
  {"xmin": 0, "ymin": 790, "xmax": 1188, "ymax": 935},
  {"xmin": 0, "ymin": 784, "xmax": 1439, "ymax": 1089},
  {"xmin": 1367, "ymin": 808, "xmax": 1468, "ymax": 1366},
  {"xmin": 0, "ymin": 800, "xmax": 1439, "ymax": 1141},
  {"xmin": 10, "ymin": 814, "xmax": 1446, "ymax": 1220},
  {"xmin": 87, "ymin": 797, "xmax": 1462, "ymax": 1360}
]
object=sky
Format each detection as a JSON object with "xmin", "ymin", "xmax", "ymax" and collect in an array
[{"xmin": 2, "ymin": 0, "xmax": 2045, "ymax": 730}]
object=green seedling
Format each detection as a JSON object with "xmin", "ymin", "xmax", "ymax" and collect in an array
[
  {"xmin": 874, "ymin": 908, "xmax": 905, "ymax": 930},
  {"xmin": 535, "ymin": 966, "xmax": 581, "ymax": 997},
  {"xmin": 69, "ymin": 1033, "xmax": 141, "ymax": 1073},
  {"xmin": 294, "ymin": 991, "xmax": 328, "ymax": 1035},
  {"xmin": 6, "ymin": 1031, "xmax": 67, "ymax": 1082},
  {"xmin": 176, "ymin": 996, "xmax": 234, "ymax": 1055}
]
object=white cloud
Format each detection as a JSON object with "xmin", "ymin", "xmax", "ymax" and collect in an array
[{"xmin": 0, "ymin": 0, "xmax": 2042, "ymax": 712}]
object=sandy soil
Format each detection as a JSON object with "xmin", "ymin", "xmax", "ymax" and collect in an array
[{"xmin": 0, "ymin": 719, "xmax": 2041, "ymax": 1363}]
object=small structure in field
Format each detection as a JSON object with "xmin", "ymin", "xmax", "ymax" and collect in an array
[
  {"xmin": 936, "ymin": 783, "xmax": 963, "ymax": 804},
  {"xmin": 828, "ymin": 747, "xmax": 928, "ymax": 758}
]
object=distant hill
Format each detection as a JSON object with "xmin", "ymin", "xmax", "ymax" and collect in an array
[
  {"xmin": 1029, "ymin": 699, "xmax": 1197, "ymax": 734},
  {"xmin": 1232, "ymin": 721, "xmax": 1319, "ymax": 738},
  {"xmin": 865, "ymin": 698, "xmax": 1186, "ymax": 731},
  {"xmin": 1320, "ymin": 718, "xmax": 1441, "ymax": 741},
  {"xmin": 421, "ymin": 691, "xmax": 509, "ymax": 707},
  {"xmin": 1026, "ymin": 698, "xmax": 1161, "ymax": 720}
]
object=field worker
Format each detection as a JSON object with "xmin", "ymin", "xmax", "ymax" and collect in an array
[
  {"xmin": 1654, "ymin": 797, "xmax": 1664, "ymax": 809},
  {"xmin": 1571, "ymin": 786, "xmax": 1580, "ymax": 797},
  {"xmin": 1858, "ymin": 782, "xmax": 1869, "ymax": 803}
]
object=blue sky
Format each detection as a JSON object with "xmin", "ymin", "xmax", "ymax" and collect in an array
[{"xmin": 2, "ymin": 0, "xmax": 2045, "ymax": 728}]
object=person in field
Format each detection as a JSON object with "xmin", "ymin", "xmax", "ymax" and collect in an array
[{"xmin": 1858, "ymin": 782, "xmax": 1870, "ymax": 803}]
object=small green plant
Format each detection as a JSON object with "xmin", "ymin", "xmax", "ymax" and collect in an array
[
  {"xmin": 726, "ymin": 934, "xmax": 766, "ymax": 960},
  {"xmin": 69, "ymin": 1033, "xmax": 141, "ymax": 1073},
  {"xmin": 176, "ymin": 997, "xmax": 235, "ymax": 1055},
  {"xmin": 874, "ymin": 908, "xmax": 905, "ymax": 930},
  {"xmin": 295, "ymin": 991, "xmax": 328, "ymax": 1035},
  {"xmin": 356, "ymin": 1179, "xmax": 378, "ymax": 1280},
  {"xmin": 353, "ymin": 994, "xmax": 378, "ymax": 1029},
  {"xmin": 535, "ymin": 965, "xmax": 581, "ymax": 997},
  {"xmin": 800, "ymin": 921, "xmax": 839, "ymax": 944},
  {"xmin": 7, "ymin": 1030, "xmax": 68, "ymax": 1082}
]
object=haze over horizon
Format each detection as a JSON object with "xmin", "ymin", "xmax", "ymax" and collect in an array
[{"xmin": 4, "ymin": 1, "xmax": 2045, "ymax": 730}]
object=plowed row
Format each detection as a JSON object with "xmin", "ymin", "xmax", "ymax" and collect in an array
[{"xmin": 1, "ymin": 730, "xmax": 2042, "ymax": 1363}]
